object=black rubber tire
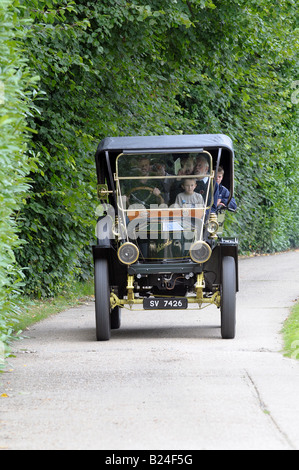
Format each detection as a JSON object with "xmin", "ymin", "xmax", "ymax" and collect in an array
[
  {"xmin": 220, "ymin": 256, "xmax": 236, "ymax": 339},
  {"xmin": 111, "ymin": 306, "xmax": 121, "ymax": 330},
  {"xmin": 94, "ymin": 258, "xmax": 111, "ymax": 341}
]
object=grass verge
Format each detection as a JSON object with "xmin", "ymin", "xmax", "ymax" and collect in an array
[
  {"xmin": 14, "ymin": 279, "xmax": 94, "ymax": 334},
  {"xmin": 0, "ymin": 279, "xmax": 94, "ymax": 372},
  {"xmin": 283, "ymin": 302, "xmax": 299, "ymax": 360}
]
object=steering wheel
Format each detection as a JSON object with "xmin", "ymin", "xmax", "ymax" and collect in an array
[{"xmin": 127, "ymin": 186, "xmax": 164, "ymax": 206}]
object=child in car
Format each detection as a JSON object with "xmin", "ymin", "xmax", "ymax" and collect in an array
[{"xmin": 175, "ymin": 178, "xmax": 204, "ymax": 208}]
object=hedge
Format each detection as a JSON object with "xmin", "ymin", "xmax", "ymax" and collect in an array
[{"xmin": 0, "ymin": 0, "xmax": 39, "ymax": 363}]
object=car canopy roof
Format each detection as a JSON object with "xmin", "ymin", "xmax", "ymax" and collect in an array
[
  {"xmin": 95, "ymin": 134, "xmax": 235, "ymax": 198},
  {"xmin": 96, "ymin": 134, "xmax": 234, "ymax": 154}
]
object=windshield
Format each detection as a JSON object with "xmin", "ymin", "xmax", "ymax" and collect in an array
[
  {"xmin": 114, "ymin": 152, "xmax": 215, "ymax": 261},
  {"xmin": 116, "ymin": 152, "xmax": 214, "ymax": 210}
]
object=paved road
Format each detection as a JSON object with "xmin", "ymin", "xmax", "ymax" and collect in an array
[{"xmin": 1, "ymin": 251, "xmax": 299, "ymax": 450}]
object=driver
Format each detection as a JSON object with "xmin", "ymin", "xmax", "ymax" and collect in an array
[{"xmin": 124, "ymin": 156, "xmax": 164, "ymax": 208}]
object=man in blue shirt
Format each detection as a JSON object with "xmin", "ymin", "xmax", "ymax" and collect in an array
[{"xmin": 216, "ymin": 166, "xmax": 237, "ymax": 210}]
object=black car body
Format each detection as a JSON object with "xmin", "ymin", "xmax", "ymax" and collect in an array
[{"xmin": 93, "ymin": 134, "xmax": 238, "ymax": 340}]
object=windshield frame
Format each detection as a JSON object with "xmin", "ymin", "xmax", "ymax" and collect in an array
[{"xmin": 115, "ymin": 150, "xmax": 215, "ymax": 214}]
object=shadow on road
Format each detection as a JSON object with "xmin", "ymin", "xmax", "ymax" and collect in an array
[{"xmin": 111, "ymin": 324, "xmax": 221, "ymax": 341}]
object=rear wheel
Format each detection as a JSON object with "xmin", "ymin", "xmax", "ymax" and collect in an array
[
  {"xmin": 94, "ymin": 259, "xmax": 111, "ymax": 341},
  {"xmin": 111, "ymin": 306, "xmax": 121, "ymax": 329},
  {"xmin": 220, "ymin": 256, "xmax": 236, "ymax": 339}
]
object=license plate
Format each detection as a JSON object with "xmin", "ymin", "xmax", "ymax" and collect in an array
[{"xmin": 143, "ymin": 298, "xmax": 188, "ymax": 310}]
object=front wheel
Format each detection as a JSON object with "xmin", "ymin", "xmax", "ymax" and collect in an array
[
  {"xmin": 94, "ymin": 258, "xmax": 111, "ymax": 341},
  {"xmin": 220, "ymin": 256, "xmax": 236, "ymax": 339}
]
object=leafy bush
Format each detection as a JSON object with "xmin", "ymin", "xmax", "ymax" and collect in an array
[
  {"xmin": 0, "ymin": 0, "xmax": 39, "ymax": 360},
  {"xmin": 16, "ymin": 0, "xmax": 196, "ymax": 296},
  {"xmin": 14, "ymin": 0, "xmax": 299, "ymax": 298},
  {"xmin": 175, "ymin": 0, "xmax": 299, "ymax": 252}
]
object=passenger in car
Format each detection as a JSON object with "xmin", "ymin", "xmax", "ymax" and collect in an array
[
  {"xmin": 174, "ymin": 178, "xmax": 204, "ymax": 208},
  {"xmin": 177, "ymin": 156, "xmax": 195, "ymax": 177},
  {"xmin": 193, "ymin": 154, "xmax": 219, "ymax": 213},
  {"xmin": 216, "ymin": 166, "xmax": 237, "ymax": 210},
  {"xmin": 168, "ymin": 156, "xmax": 195, "ymax": 205},
  {"xmin": 151, "ymin": 158, "xmax": 173, "ymax": 204}
]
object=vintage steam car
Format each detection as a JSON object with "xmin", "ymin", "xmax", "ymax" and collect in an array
[{"xmin": 92, "ymin": 134, "xmax": 238, "ymax": 341}]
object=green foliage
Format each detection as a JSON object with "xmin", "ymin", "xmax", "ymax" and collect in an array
[
  {"xmin": 175, "ymin": 0, "xmax": 299, "ymax": 252},
  {"xmin": 12, "ymin": 0, "xmax": 299, "ymax": 299},
  {"xmin": 0, "ymin": 0, "xmax": 39, "ymax": 361},
  {"xmin": 16, "ymin": 0, "xmax": 204, "ymax": 296},
  {"xmin": 283, "ymin": 301, "xmax": 299, "ymax": 359}
]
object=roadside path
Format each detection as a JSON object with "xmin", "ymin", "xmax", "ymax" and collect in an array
[{"xmin": 1, "ymin": 251, "xmax": 299, "ymax": 450}]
